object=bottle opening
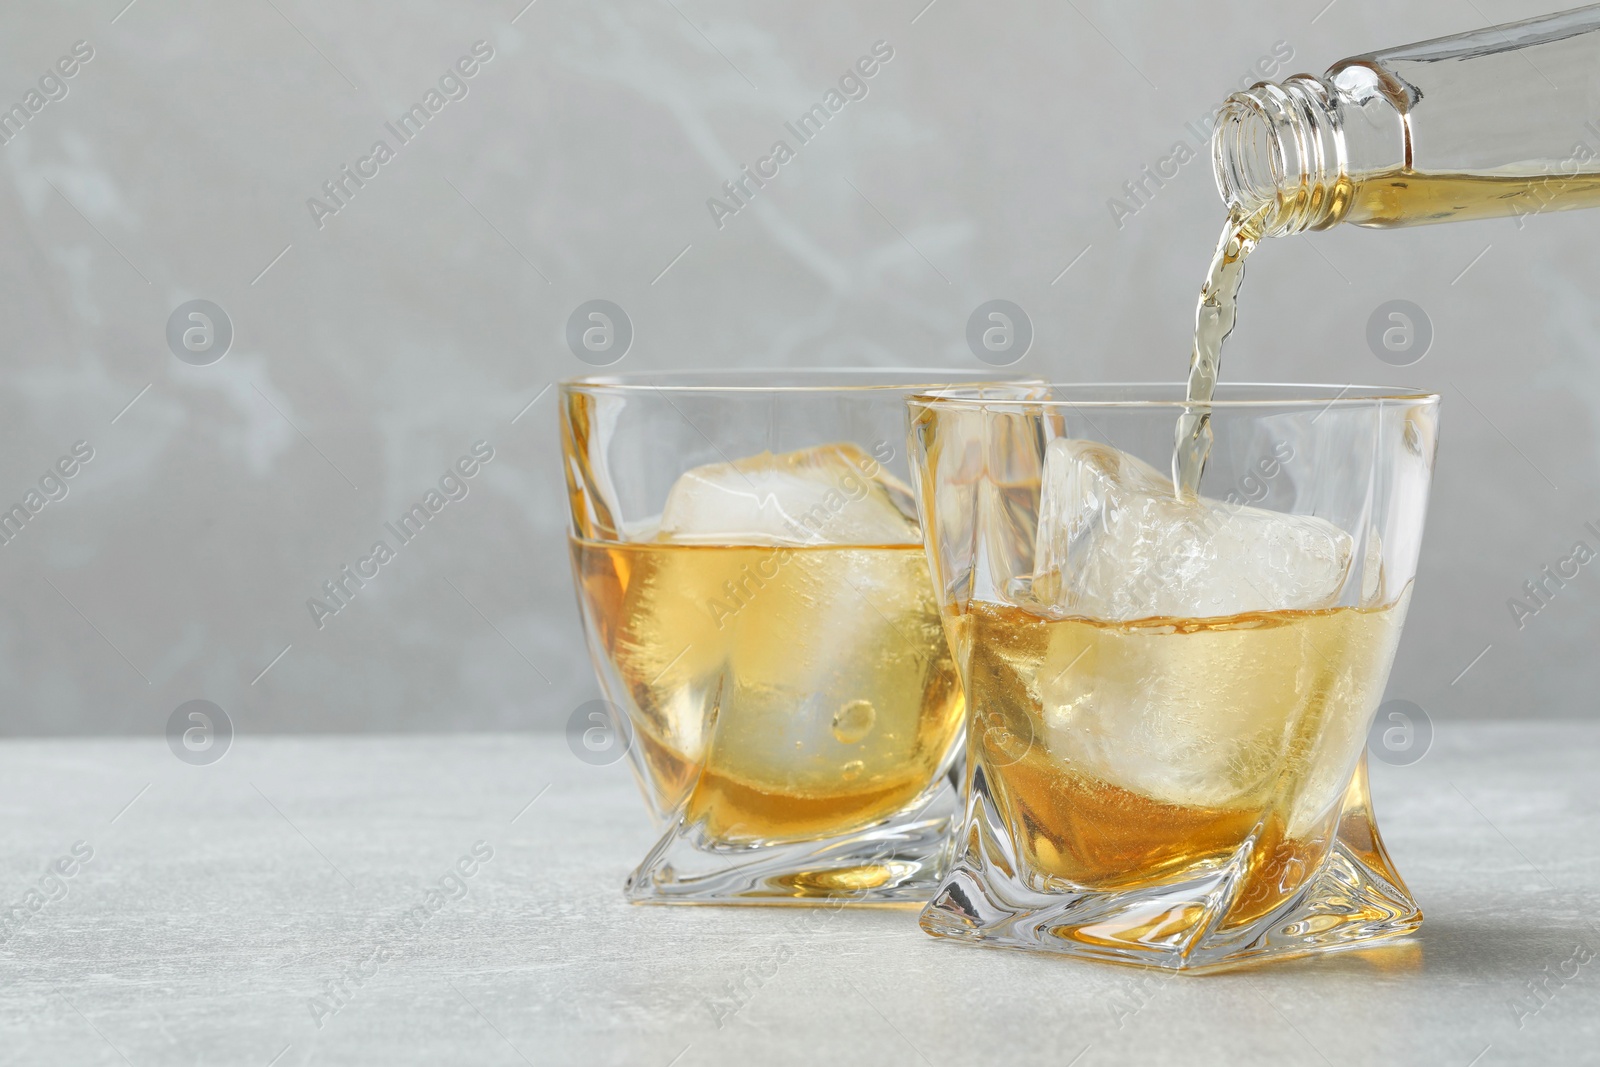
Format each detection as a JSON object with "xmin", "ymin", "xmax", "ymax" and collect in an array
[
  {"xmin": 1212, "ymin": 78, "xmax": 1346, "ymax": 236},
  {"xmin": 1214, "ymin": 96, "xmax": 1284, "ymax": 219}
]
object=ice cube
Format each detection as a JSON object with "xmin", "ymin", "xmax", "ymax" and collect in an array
[
  {"xmin": 657, "ymin": 442, "xmax": 921, "ymax": 546},
  {"xmin": 1031, "ymin": 438, "xmax": 1352, "ymax": 620}
]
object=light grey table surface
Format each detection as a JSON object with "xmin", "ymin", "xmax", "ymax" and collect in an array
[{"xmin": 0, "ymin": 723, "xmax": 1595, "ymax": 1067}]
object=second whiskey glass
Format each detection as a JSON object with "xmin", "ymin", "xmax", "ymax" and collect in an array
[{"xmin": 564, "ymin": 370, "xmax": 1028, "ymax": 904}]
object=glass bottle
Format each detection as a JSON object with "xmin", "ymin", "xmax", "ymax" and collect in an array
[{"xmin": 1213, "ymin": 4, "xmax": 1600, "ymax": 236}]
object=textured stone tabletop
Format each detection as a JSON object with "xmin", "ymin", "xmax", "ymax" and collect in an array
[{"xmin": 0, "ymin": 724, "xmax": 1595, "ymax": 1066}]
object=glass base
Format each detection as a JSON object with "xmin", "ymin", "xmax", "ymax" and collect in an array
[
  {"xmin": 625, "ymin": 773, "xmax": 960, "ymax": 906},
  {"xmin": 919, "ymin": 757, "xmax": 1421, "ymax": 971}
]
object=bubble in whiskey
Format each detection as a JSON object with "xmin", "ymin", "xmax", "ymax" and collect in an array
[
  {"xmin": 841, "ymin": 759, "xmax": 865, "ymax": 781},
  {"xmin": 831, "ymin": 699, "xmax": 876, "ymax": 744}
]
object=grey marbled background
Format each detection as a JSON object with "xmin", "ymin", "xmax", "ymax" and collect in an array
[{"xmin": 1, "ymin": 0, "xmax": 1596, "ymax": 735}]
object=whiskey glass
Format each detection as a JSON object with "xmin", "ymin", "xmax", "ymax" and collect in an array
[
  {"xmin": 908, "ymin": 383, "xmax": 1439, "ymax": 968},
  {"xmin": 563, "ymin": 370, "xmax": 1028, "ymax": 904}
]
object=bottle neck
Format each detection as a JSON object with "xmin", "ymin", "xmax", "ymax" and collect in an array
[{"xmin": 1212, "ymin": 76, "xmax": 1351, "ymax": 237}]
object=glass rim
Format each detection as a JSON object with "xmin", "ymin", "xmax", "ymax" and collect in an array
[
  {"xmin": 908, "ymin": 381, "xmax": 1441, "ymax": 409},
  {"xmin": 560, "ymin": 368, "xmax": 1032, "ymax": 394}
]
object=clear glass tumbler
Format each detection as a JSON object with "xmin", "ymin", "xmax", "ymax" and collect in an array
[
  {"xmin": 908, "ymin": 383, "xmax": 1439, "ymax": 969},
  {"xmin": 563, "ymin": 370, "xmax": 1027, "ymax": 904}
]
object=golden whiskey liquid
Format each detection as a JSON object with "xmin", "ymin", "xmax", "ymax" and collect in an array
[
  {"xmin": 571, "ymin": 538, "xmax": 963, "ymax": 844},
  {"xmin": 1174, "ymin": 205, "xmax": 1263, "ymax": 495},
  {"xmin": 1342, "ymin": 168, "xmax": 1600, "ymax": 228},
  {"xmin": 1174, "ymin": 168, "xmax": 1574, "ymax": 491},
  {"xmin": 949, "ymin": 597, "xmax": 1405, "ymax": 920}
]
